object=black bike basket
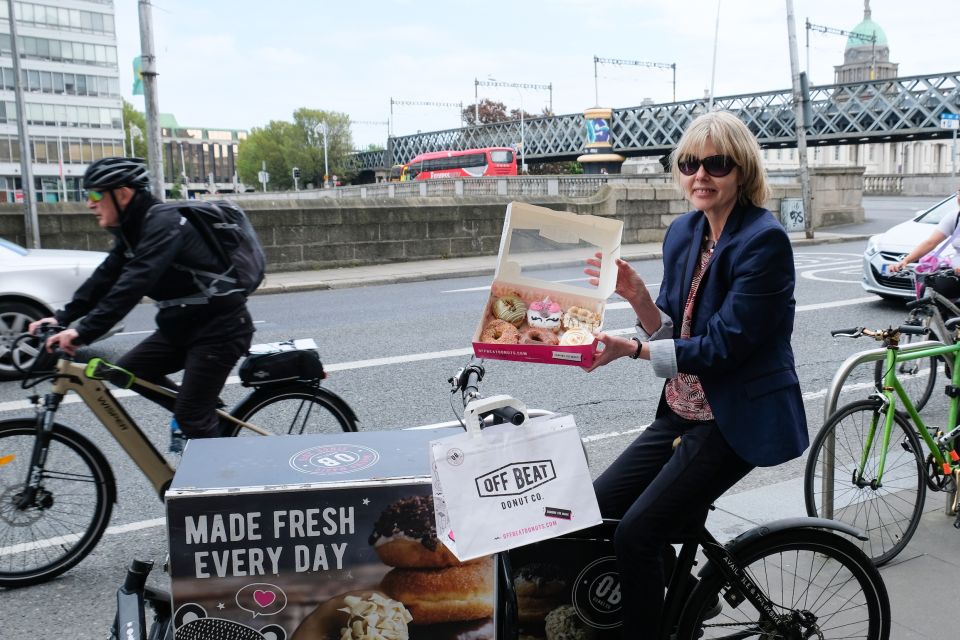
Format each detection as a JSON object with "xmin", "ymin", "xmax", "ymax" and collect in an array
[
  {"xmin": 238, "ymin": 350, "xmax": 324, "ymax": 386},
  {"xmin": 924, "ymin": 272, "xmax": 960, "ymax": 299}
]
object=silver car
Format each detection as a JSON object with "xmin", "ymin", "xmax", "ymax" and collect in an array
[
  {"xmin": 862, "ymin": 194, "xmax": 960, "ymax": 300},
  {"xmin": 0, "ymin": 238, "xmax": 120, "ymax": 379}
]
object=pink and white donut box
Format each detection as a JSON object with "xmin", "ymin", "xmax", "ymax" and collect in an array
[{"xmin": 472, "ymin": 202, "xmax": 623, "ymax": 367}]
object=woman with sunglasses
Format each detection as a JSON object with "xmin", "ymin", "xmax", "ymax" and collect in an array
[
  {"xmin": 584, "ymin": 111, "xmax": 807, "ymax": 637},
  {"xmin": 29, "ymin": 157, "xmax": 255, "ymax": 449}
]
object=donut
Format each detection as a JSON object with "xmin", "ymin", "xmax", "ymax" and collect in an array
[
  {"xmin": 380, "ymin": 558, "xmax": 495, "ymax": 625},
  {"xmin": 562, "ymin": 306, "xmax": 601, "ymax": 332},
  {"xmin": 514, "ymin": 563, "xmax": 567, "ymax": 598},
  {"xmin": 369, "ymin": 495, "xmax": 465, "ymax": 568},
  {"xmin": 520, "ymin": 327, "xmax": 560, "ymax": 346},
  {"xmin": 492, "ymin": 295, "xmax": 528, "ymax": 327},
  {"xmin": 558, "ymin": 328, "xmax": 594, "ymax": 346},
  {"xmin": 543, "ymin": 604, "xmax": 598, "ymax": 640},
  {"xmin": 480, "ymin": 319, "xmax": 520, "ymax": 345},
  {"xmin": 527, "ymin": 297, "xmax": 562, "ymax": 330},
  {"xmin": 290, "ymin": 590, "xmax": 411, "ymax": 640}
]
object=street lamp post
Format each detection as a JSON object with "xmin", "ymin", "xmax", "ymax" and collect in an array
[
  {"xmin": 129, "ymin": 124, "xmax": 142, "ymax": 158},
  {"xmin": 518, "ymin": 91, "xmax": 526, "ymax": 174},
  {"xmin": 315, "ymin": 122, "xmax": 329, "ymax": 188}
]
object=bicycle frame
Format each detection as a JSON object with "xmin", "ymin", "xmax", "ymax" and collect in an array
[
  {"xmin": 866, "ymin": 341, "xmax": 960, "ymax": 489},
  {"xmin": 26, "ymin": 358, "xmax": 269, "ymax": 496}
]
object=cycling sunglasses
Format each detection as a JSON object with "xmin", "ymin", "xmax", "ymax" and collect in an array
[
  {"xmin": 677, "ymin": 154, "xmax": 737, "ymax": 177},
  {"xmin": 85, "ymin": 189, "xmax": 104, "ymax": 203}
]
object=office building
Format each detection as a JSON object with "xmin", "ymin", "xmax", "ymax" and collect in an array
[{"xmin": 0, "ymin": 0, "xmax": 122, "ymax": 203}]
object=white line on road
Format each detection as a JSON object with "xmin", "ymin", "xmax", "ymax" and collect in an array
[{"xmin": 0, "ymin": 295, "xmax": 880, "ymax": 415}]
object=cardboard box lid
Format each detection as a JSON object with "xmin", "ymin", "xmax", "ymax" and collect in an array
[
  {"xmin": 494, "ymin": 202, "xmax": 622, "ymax": 301},
  {"xmin": 167, "ymin": 428, "xmax": 462, "ymax": 496}
]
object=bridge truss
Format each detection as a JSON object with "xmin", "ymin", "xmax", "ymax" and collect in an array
[{"xmin": 354, "ymin": 71, "xmax": 960, "ymax": 171}]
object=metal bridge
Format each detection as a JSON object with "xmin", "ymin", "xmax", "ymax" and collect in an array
[{"xmin": 354, "ymin": 71, "xmax": 960, "ymax": 171}]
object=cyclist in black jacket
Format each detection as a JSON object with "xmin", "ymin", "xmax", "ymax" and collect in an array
[{"xmin": 30, "ymin": 157, "xmax": 255, "ymax": 444}]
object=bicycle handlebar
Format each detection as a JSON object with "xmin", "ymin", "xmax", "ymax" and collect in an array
[
  {"xmin": 830, "ymin": 325, "xmax": 930, "ymax": 340},
  {"xmin": 450, "ymin": 360, "xmax": 528, "ymax": 429}
]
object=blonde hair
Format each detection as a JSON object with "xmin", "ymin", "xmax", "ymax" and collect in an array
[{"xmin": 670, "ymin": 111, "xmax": 770, "ymax": 207}]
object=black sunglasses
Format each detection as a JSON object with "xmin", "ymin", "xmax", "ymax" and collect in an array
[{"xmin": 677, "ymin": 154, "xmax": 736, "ymax": 177}]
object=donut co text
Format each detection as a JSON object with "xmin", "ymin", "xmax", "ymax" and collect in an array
[{"xmin": 475, "ymin": 460, "xmax": 556, "ymax": 498}]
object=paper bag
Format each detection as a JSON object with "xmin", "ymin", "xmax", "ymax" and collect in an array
[{"xmin": 430, "ymin": 414, "xmax": 602, "ymax": 562}]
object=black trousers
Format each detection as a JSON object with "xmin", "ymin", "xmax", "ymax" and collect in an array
[
  {"xmin": 117, "ymin": 330, "xmax": 252, "ymax": 438},
  {"xmin": 593, "ymin": 407, "xmax": 754, "ymax": 638}
]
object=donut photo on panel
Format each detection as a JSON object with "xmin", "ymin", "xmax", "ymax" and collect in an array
[{"xmin": 370, "ymin": 495, "xmax": 495, "ymax": 636}]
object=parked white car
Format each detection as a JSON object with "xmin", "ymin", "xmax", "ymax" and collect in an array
[
  {"xmin": 862, "ymin": 194, "xmax": 960, "ymax": 300},
  {"xmin": 0, "ymin": 238, "xmax": 121, "ymax": 379}
]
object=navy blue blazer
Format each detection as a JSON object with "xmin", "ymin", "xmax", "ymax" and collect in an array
[{"xmin": 655, "ymin": 203, "xmax": 808, "ymax": 467}]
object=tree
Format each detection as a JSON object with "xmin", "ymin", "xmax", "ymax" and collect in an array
[
  {"xmin": 461, "ymin": 99, "xmax": 509, "ymax": 125},
  {"xmin": 236, "ymin": 108, "xmax": 355, "ymax": 190},
  {"xmin": 122, "ymin": 99, "xmax": 147, "ymax": 158}
]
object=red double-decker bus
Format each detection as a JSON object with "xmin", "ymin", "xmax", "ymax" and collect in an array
[{"xmin": 406, "ymin": 147, "xmax": 517, "ymax": 180}]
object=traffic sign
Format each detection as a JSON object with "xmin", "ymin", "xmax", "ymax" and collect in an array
[
  {"xmin": 257, "ymin": 170, "xmax": 270, "ymax": 183},
  {"xmin": 941, "ymin": 113, "xmax": 959, "ymax": 130}
]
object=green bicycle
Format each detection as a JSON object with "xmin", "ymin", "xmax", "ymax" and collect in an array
[{"xmin": 805, "ymin": 323, "xmax": 960, "ymax": 565}]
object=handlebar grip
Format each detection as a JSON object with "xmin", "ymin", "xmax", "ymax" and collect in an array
[
  {"xmin": 830, "ymin": 328, "xmax": 861, "ymax": 337},
  {"xmin": 904, "ymin": 298, "xmax": 922, "ymax": 310},
  {"xmin": 492, "ymin": 406, "xmax": 525, "ymax": 426},
  {"xmin": 464, "ymin": 369, "xmax": 481, "ymax": 398},
  {"xmin": 899, "ymin": 324, "xmax": 929, "ymax": 336}
]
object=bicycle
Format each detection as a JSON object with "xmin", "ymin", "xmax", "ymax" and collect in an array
[
  {"xmin": 871, "ymin": 266, "xmax": 960, "ymax": 411},
  {"xmin": 454, "ymin": 361, "xmax": 891, "ymax": 639},
  {"xmin": 109, "ymin": 360, "xmax": 890, "ymax": 640},
  {"xmin": 806, "ymin": 323, "xmax": 960, "ymax": 566},
  {"xmin": 110, "ymin": 559, "xmax": 172, "ymax": 640},
  {"xmin": 0, "ymin": 326, "xmax": 359, "ymax": 588}
]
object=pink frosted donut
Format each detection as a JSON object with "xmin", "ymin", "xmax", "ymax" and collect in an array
[{"xmin": 526, "ymin": 297, "xmax": 562, "ymax": 330}]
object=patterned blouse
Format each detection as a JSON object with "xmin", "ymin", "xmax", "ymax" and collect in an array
[{"xmin": 664, "ymin": 235, "xmax": 715, "ymax": 420}]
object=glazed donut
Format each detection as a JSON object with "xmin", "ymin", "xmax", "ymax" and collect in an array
[
  {"xmin": 520, "ymin": 327, "xmax": 559, "ymax": 346},
  {"xmin": 561, "ymin": 306, "xmax": 601, "ymax": 332},
  {"xmin": 369, "ymin": 495, "xmax": 465, "ymax": 568},
  {"xmin": 290, "ymin": 590, "xmax": 411, "ymax": 640},
  {"xmin": 480, "ymin": 319, "xmax": 520, "ymax": 345},
  {"xmin": 527, "ymin": 297, "xmax": 562, "ymax": 330},
  {"xmin": 380, "ymin": 558, "xmax": 495, "ymax": 625},
  {"xmin": 558, "ymin": 328, "xmax": 594, "ymax": 346},
  {"xmin": 492, "ymin": 295, "xmax": 528, "ymax": 327}
]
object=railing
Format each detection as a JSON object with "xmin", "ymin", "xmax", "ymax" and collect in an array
[
  {"xmin": 204, "ymin": 174, "xmax": 676, "ymax": 203},
  {"xmin": 863, "ymin": 174, "xmax": 904, "ymax": 195}
]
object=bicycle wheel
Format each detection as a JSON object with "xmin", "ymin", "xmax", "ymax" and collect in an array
[
  {"xmin": 873, "ymin": 331, "xmax": 937, "ymax": 412},
  {"xmin": 676, "ymin": 529, "xmax": 889, "ymax": 640},
  {"xmin": 804, "ymin": 399, "xmax": 926, "ymax": 565},
  {"xmin": 228, "ymin": 382, "xmax": 358, "ymax": 437},
  {"xmin": 0, "ymin": 420, "xmax": 115, "ymax": 587}
]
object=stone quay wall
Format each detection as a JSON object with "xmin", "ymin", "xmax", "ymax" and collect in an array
[{"xmin": 0, "ymin": 169, "xmax": 862, "ymax": 273}]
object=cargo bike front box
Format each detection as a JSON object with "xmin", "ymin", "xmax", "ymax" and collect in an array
[
  {"xmin": 472, "ymin": 202, "xmax": 623, "ymax": 368},
  {"xmin": 165, "ymin": 430, "xmax": 499, "ymax": 639}
]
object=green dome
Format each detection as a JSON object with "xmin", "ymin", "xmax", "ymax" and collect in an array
[{"xmin": 846, "ymin": 18, "xmax": 886, "ymax": 48}]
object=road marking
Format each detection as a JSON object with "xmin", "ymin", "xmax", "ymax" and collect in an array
[
  {"xmin": 0, "ymin": 517, "xmax": 166, "ymax": 557},
  {"xmin": 0, "ymin": 295, "xmax": 881, "ymax": 414},
  {"xmin": 117, "ymin": 321, "xmax": 265, "ymax": 337}
]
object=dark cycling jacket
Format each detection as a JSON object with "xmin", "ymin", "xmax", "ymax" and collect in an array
[{"xmin": 55, "ymin": 191, "xmax": 254, "ymax": 345}]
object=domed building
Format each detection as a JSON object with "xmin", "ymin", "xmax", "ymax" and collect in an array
[
  {"xmin": 759, "ymin": 0, "xmax": 953, "ymax": 183},
  {"xmin": 833, "ymin": 2, "xmax": 898, "ymax": 83}
]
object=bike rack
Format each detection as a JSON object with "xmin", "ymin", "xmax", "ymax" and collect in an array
[{"xmin": 820, "ymin": 339, "xmax": 945, "ymax": 517}]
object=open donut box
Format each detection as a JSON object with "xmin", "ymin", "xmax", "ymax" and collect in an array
[{"xmin": 472, "ymin": 202, "xmax": 623, "ymax": 368}]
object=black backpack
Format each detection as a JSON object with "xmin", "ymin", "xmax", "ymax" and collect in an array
[{"xmin": 155, "ymin": 200, "xmax": 266, "ymax": 307}]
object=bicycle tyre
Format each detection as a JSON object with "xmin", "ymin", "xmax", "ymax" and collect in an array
[
  {"xmin": 228, "ymin": 382, "xmax": 358, "ymax": 437},
  {"xmin": 676, "ymin": 528, "xmax": 889, "ymax": 640},
  {"xmin": 873, "ymin": 331, "xmax": 937, "ymax": 412},
  {"xmin": 0, "ymin": 420, "xmax": 116, "ymax": 587},
  {"xmin": 804, "ymin": 399, "xmax": 925, "ymax": 566}
]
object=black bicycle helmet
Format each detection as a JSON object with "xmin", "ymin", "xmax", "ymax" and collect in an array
[{"xmin": 83, "ymin": 157, "xmax": 151, "ymax": 190}]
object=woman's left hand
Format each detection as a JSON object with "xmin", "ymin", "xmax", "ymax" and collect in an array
[{"xmin": 586, "ymin": 332, "xmax": 637, "ymax": 372}]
